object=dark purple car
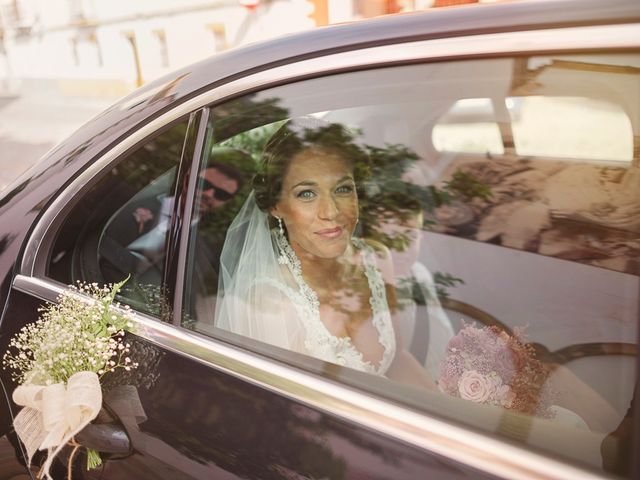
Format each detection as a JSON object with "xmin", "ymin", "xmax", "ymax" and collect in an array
[{"xmin": 0, "ymin": 0, "xmax": 639, "ymax": 478}]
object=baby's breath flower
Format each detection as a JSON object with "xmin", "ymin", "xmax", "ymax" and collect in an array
[{"xmin": 2, "ymin": 277, "xmax": 137, "ymax": 385}]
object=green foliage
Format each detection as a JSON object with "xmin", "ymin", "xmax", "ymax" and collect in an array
[
  {"xmin": 395, "ymin": 271, "xmax": 464, "ymax": 305},
  {"xmin": 220, "ymin": 120, "xmax": 286, "ymax": 161},
  {"xmin": 444, "ymin": 169, "xmax": 493, "ymax": 201},
  {"xmin": 358, "ymin": 141, "xmax": 492, "ymax": 253},
  {"xmin": 433, "ymin": 272, "xmax": 465, "ymax": 300},
  {"xmin": 359, "ymin": 142, "xmax": 451, "ymax": 249},
  {"xmin": 211, "ymin": 96, "xmax": 289, "ymax": 142}
]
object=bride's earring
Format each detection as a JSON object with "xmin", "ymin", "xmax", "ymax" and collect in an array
[{"xmin": 274, "ymin": 216, "xmax": 289, "ymax": 265}]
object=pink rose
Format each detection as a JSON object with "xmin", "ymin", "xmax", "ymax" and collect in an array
[
  {"xmin": 490, "ymin": 376, "xmax": 515, "ymax": 408},
  {"xmin": 457, "ymin": 370, "xmax": 494, "ymax": 403}
]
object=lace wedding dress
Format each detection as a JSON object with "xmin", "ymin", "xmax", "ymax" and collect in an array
[{"xmin": 266, "ymin": 231, "xmax": 397, "ymax": 376}]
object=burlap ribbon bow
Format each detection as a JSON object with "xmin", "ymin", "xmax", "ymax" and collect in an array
[{"xmin": 12, "ymin": 371, "xmax": 102, "ymax": 479}]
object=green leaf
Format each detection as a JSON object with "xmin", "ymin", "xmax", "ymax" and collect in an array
[{"xmin": 109, "ymin": 275, "xmax": 131, "ymax": 303}]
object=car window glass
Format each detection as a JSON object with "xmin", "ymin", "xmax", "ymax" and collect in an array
[
  {"xmin": 48, "ymin": 120, "xmax": 188, "ymax": 317},
  {"xmin": 432, "ymin": 98, "xmax": 505, "ymax": 155},
  {"xmin": 508, "ymin": 95, "xmax": 633, "ymax": 161},
  {"xmin": 181, "ymin": 53, "xmax": 639, "ymax": 477}
]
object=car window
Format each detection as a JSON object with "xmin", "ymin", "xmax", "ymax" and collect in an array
[
  {"xmin": 181, "ymin": 52, "xmax": 637, "ymax": 477},
  {"xmin": 508, "ymin": 95, "xmax": 633, "ymax": 161},
  {"xmin": 432, "ymin": 98, "xmax": 505, "ymax": 155},
  {"xmin": 48, "ymin": 120, "xmax": 189, "ymax": 317}
]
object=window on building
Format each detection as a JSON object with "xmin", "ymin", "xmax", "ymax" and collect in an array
[
  {"xmin": 153, "ymin": 29, "xmax": 170, "ymax": 68},
  {"xmin": 207, "ymin": 23, "xmax": 227, "ymax": 52}
]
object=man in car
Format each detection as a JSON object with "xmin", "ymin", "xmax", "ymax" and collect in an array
[{"xmin": 100, "ymin": 148, "xmax": 249, "ymax": 297}]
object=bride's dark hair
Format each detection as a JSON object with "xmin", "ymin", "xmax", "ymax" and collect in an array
[{"xmin": 253, "ymin": 118, "xmax": 368, "ymax": 212}]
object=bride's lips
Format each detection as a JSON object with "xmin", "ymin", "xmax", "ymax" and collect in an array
[{"xmin": 315, "ymin": 226, "xmax": 344, "ymax": 239}]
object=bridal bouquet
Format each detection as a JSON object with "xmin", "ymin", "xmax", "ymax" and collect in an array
[
  {"xmin": 438, "ymin": 324, "xmax": 552, "ymax": 416},
  {"xmin": 2, "ymin": 278, "xmax": 138, "ymax": 479}
]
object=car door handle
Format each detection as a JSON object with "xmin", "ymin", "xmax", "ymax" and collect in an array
[{"xmin": 75, "ymin": 422, "xmax": 132, "ymax": 455}]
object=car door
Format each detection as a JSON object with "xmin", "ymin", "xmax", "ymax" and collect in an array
[
  {"xmin": 3, "ymin": 18, "xmax": 640, "ymax": 480},
  {"xmin": 4, "ymin": 113, "xmax": 480, "ymax": 479}
]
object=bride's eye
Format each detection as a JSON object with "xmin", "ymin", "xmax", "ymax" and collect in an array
[
  {"xmin": 335, "ymin": 183, "xmax": 354, "ymax": 195},
  {"xmin": 296, "ymin": 189, "xmax": 316, "ymax": 199}
]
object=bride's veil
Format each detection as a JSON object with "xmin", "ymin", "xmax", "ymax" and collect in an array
[{"xmin": 214, "ymin": 191, "xmax": 306, "ymax": 351}]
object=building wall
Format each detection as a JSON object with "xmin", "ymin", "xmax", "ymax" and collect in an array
[
  {"xmin": 0, "ymin": 0, "xmax": 315, "ymax": 97},
  {"xmin": 0, "ymin": 0, "xmax": 503, "ymax": 98}
]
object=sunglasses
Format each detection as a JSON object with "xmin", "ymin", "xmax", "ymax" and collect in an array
[{"xmin": 199, "ymin": 178, "xmax": 236, "ymax": 202}]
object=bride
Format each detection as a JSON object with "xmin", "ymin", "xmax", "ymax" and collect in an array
[{"xmin": 215, "ymin": 118, "xmax": 435, "ymax": 389}]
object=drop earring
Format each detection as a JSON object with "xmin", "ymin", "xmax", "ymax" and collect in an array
[{"xmin": 274, "ymin": 216, "xmax": 288, "ymax": 265}]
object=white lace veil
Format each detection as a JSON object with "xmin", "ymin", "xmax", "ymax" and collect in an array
[{"xmin": 214, "ymin": 191, "xmax": 307, "ymax": 351}]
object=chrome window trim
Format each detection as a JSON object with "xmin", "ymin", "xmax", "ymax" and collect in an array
[
  {"xmin": 13, "ymin": 273, "xmax": 610, "ymax": 480},
  {"xmin": 173, "ymin": 108, "xmax": 211, "ymax": 326},
  {"xmin": 20, "ymin": 23, "xmax": 640, "ymax": 275},
  {"xmin": 16, "ymin": 23, "xmax": 640, "ymax": 479}
]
